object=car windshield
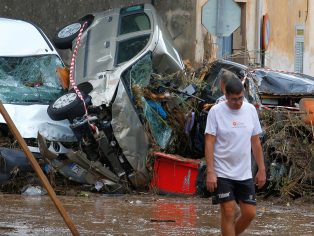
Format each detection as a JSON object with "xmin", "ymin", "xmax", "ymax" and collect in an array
[
  {"xmin": 119, "ymin": 13, "xmax": 151, "ymax": 35},
  {"xmin": 0, "ymin": 55, "xmax": 64, "ymax": 104}
]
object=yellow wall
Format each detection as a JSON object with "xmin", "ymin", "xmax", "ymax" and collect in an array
[
  {"xmin": 264, "ymin": 0, "xmax": 301, "ymax": 71},
  {"xmin": 195, "ymin": 0, "xmax": 314, "ymax": 74},
  {"xmin": 303, "ymin": 0, "xmax": 314, "ymax": 74}
]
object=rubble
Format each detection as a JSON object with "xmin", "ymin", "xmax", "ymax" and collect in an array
[
  {"xmin": 1, "ymin": 58, "xmax": 314, "ymax": 199},
  {"xmin": 259, "ymin": 106, "xmax": 314, "ymax": 198}
]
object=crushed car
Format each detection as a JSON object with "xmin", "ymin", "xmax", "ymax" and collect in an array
[
  {"xmin": 0, "ymin": 17, "xmax": 76, "ymax": 185},
  {"xmin": 40, "ymin": 3, "xmax": 184, "ymax": 193},
  {"xmin": 253, "ymin": 68, "xmax": 314, "ymax": 108}
]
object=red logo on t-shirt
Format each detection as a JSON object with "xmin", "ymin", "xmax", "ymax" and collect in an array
[{"xmin": 232, "ymin": 121, "xmax": 245, "ymax": 128}]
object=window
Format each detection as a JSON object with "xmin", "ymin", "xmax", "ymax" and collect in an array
[
  {"xmin": 116, "ymin": 35, "xmax": 150, "ymax": 64},
  {"xmin": 119, "ymin": 13, "xmax": 151, "ymax": 35}
]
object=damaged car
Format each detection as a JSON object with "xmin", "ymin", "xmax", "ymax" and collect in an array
[
  {"xmin": 252, "ymin": 68, "xmax": 314, "ymax": 108},
  {"xmin": 201, "ymin": 59, "xmax": 261, "ymax": 106},
  {"xmin": 40, "ymin": 4, "xmax": 184, "ymax": 193},
  {"xmin": 0, "ymin": 18, "xmax": 76, "ymax": 184}
]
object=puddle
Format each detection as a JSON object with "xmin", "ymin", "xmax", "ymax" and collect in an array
[{"xmin": 0, "ymin": 194, "xmax": 313, "ymax": 235}]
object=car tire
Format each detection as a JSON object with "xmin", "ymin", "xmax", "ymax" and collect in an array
[
  {"xmin": 53, "ymin": 15, "xmax": 94, "ymax": 49},
  {"xmin": 47, "ymin": 92, "xmax": 86, "ymax": 121}
]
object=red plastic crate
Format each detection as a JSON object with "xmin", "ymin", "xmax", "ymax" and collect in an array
[{"xmin": 151, "ymin": 152, "xmax": 201, "ymax": 195}]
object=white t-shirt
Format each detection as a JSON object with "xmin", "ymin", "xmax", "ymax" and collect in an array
[
  {"xmin": 205, "ymin": 102, "xmax": 262, "ymax": 180},
  {"xmin": 215, "ymin": 95, "xmax": 248, "ymax": 104}
]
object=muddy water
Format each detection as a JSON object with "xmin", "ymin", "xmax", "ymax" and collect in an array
[{"xmin": 0, "ymin": 193, "xmax": 313, "ymax": 236}]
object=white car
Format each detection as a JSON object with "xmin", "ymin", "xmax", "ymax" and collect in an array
[{"xmin": 0, "ymin": 18, "xmax": 76, "ymax": 175}]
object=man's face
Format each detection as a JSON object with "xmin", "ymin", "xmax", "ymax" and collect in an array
[{"xmin": 226, "ymin": 91, "xmax": 244, "ymax": 110}]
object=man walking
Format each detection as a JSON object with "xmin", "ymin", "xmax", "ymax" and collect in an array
[{"xmin": 205, "ymin": 78, "xmax": 266, "ymax": 236}]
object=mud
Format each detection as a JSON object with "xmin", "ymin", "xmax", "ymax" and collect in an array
[{"xmin": 0, "ymin": 193, "xmax": 313, "ymax": 235}]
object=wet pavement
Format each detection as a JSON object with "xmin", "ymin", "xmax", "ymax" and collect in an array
[{"xmin": 0, "ymin": 193, "xmax": 313, "ymax": 236}]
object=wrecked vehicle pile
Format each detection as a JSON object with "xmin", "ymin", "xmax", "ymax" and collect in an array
[
  {"xmin": 38, "ymin": 3, "xmax": 185, "ymax": 193},
  {"xmin": 0, "ymin": 4, "xmax": 313, "ymax": 199}
]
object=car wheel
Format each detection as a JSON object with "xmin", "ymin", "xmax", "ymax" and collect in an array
[
  {"xmin": 53, "ymin": 15, "xmax": 94, "ymax": 49},
  {"xmin": 47, "ymin": 92, "xmax": 86, "ymax": 121}
]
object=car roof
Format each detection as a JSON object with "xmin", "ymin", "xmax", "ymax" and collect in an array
[
  {"xmin": 0, "ymin": 18, "xmax": 57, "ymax": 56},
  {"xmin": 253, "ymin": 68, "xmax": 314, "ymax": 95}
]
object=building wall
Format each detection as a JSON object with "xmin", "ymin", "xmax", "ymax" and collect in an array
[
  {"xmin": 305, "ymin": 0, "xmax": 314, "ymax": 75},
  {"xmin": 151, "ymin": 0, "xmax": 197, "ymax": 63},
  {"xmin": 265, "ymin": 0, "xmax": 302, "ymax": 71},
  {"xmin": 262, "ymin": 0, "xmax": 313, "ymax": 74},
  {"xmin": 1, "ymin": 0, "xmax": 313, "ymax": 73}
]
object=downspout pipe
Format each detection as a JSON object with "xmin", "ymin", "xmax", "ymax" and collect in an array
[
  {"xmin": 217, "ymin": 0, "xmax": 225, "ymax": 58},
  {"xmin": 256, "ymin": 0, "xmax": 262, "ymax": 65}
]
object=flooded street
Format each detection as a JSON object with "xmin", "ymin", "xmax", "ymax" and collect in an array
[{"xmin": 0, "ymin": 193, "xmax": 313, "ymax": 235}]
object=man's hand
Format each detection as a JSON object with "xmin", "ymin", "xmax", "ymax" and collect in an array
[
  {"xmin": 251, "ymin": 134, "xmax": 266, "ymax": 189},
  {"xmin": 255, "ymin": 169, "xmax": 266, "ymax": 189},
  {"xmin": 206, "ymin": 171, "xmax": 217, "ymax": 192}
]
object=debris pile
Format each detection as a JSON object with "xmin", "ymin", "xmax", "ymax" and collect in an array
[
  {"xmin": 131, "ymin": 67, "xmax": 208, "ymax": 158},
  {"xmin": 0, "ymin": 57, "xmax": 313, "ymax": 199},
  {"xmin": 260, "ymin": 107, "xmax": 314, "ymax": 198}
]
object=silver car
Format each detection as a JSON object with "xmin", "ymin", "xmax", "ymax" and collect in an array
[{"xmin": 43, "ymin": 4, "xmax": 184, "ymax": 192}]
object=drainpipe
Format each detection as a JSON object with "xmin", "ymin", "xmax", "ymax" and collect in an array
[
  {"xmin": 217, "ymin": 0, "xmax": 225, "ymax": 58},
  {"xmin": 255, "ymin": 0, "xmax": 262, "ymax": 66}
]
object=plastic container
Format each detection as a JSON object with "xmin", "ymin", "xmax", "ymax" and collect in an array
[
  {"xmin": 299, "ymin": 98, "xmax": 314, "ymax": 124},
  {"xmin": 151, "ymin": 152, "xmax": 201, "ymax": 195}
]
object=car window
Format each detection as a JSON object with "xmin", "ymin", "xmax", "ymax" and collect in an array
[
  {"xmin": 211, "ymin": 70, "xmax": 224, "ymax": 99},
  {"xmin": 119, "ymin": 13, "xmax": 151, "ymax": 35},
  {"xmin": 0, "ymin": 55, "xmax": 64, "ymax": 104},
  {"xmin": 116, "ymin": 35, "xmax": 150, "ymax": 64}
]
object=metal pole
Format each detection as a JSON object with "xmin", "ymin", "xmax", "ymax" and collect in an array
[
  {"xmin": 0, "ymin": 101, "xmax": 80, "ymax": 236},
  {"xmin": 256, "ymin": 0, "xmax": 262, "ymax": 66},
  {"xmin": 217, "ymin": 0, "xmax": 225, "ymax": 58}
]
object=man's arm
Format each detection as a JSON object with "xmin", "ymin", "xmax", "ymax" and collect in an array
[
  {"xmin": 251, "ymin": 134, "xmax": 266, "ymax": 189},
  {"xmin": 205, "ymin": 134, "xmax": 217, "ymax": 192}
]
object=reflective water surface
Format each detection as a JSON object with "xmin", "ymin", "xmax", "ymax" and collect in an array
[{"xmin": 0, "ymin": 193, "xmax": 313, "ymax": 235}]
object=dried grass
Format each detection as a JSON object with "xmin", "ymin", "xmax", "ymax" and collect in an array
[{"xmin": 260, "ymin": 107, "xmax": 314, "ymax": 198}]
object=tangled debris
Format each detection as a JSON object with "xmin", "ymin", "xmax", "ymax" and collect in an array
[
  {"xmin": 260, "ymin": 107, "xmax": 314, "ymax": 198},
  {"xmin": 1, "ymin": 58, "xmax": 313, "ymax": 198},
  {"xmin": 133, "ymin": 70, "xmax": 214, "ymax": 159}
]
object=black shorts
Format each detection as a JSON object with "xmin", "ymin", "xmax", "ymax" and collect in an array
[{"xmin": 212, "ymin": 177, "xmax": 256, "ymax": 205}]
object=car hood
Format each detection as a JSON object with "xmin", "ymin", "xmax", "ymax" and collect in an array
[
  {"xmin": 0, "ymin": 104, "xmax": 76, "ymax": 142},
  {"xmin": 0, "ymin": 18, "xmax": 57, "ymax": 57},
  {"xmin": 253, "ymin": 69, "xmax": 314, "ymax": 96}
]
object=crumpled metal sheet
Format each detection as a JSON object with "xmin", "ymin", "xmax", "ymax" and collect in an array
[
  {"xmin": 0, "ymin": 104, "xmax": 76, "ymax": 142},
  {"xmin": 254, "ymin": 69, "xmax": 314, "ymax": 95},
  {"xmin": 111, "ymin": 81, "xmax": 149, "ymax": 185},
  {"xmin": 88, "ymin": 71, "xmax": 120, "ymax": 107}
]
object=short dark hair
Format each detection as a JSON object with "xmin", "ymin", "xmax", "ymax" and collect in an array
[
  {"xmin": 225, "ymin": 77, "xmax": 244, "ymax": 95},
  {"xmin": 220, "ymin": 69, "xmax": 238, "ymax": 84}
]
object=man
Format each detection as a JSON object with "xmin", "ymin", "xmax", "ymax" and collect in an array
[
  {"xmin": 216, "ymin": 69, "xmax": 248, "ymax": 104},
  {"xmin": 205, "ymin": 78, "xmax": 266, "ymax": 236}
]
